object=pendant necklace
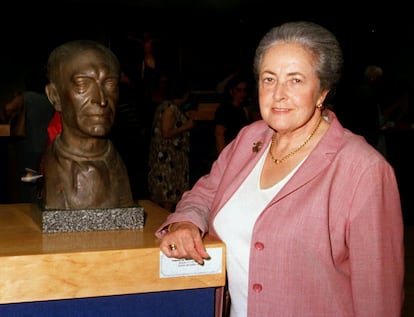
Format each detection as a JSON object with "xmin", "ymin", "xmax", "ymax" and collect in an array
[{"xmin": 269, "ymin": 117, "xmax": 323, "ymax": 164}]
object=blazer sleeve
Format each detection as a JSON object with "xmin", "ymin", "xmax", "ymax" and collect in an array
[{"xmin": 348, "ymin": 159, "xmax": 404, "ymax": 316}]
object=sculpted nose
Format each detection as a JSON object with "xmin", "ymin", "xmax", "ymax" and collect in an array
[
  {"xmin": 99, "ymin": 97, "xmax": 108, "ymax": 107},
  {"xmin": 92, "ymin": 82, "xmax": 108, "ymax": 107}
]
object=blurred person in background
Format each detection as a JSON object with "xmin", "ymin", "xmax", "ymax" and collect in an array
[
  {"xmin": 214, "ymin": 74, "xmax": 253, "ymax": 155},
  {"xmin": 2, "ymin": 66, "xmax": 54, "ymax": 203},
  {"xmin": 147, "ymin": 76, "xmax": 197, "ymax": 212}
]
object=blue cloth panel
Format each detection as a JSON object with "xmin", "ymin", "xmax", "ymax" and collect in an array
[{"xmin": 0, "ymin": 288, "xmax": 215, "ymax": 317}]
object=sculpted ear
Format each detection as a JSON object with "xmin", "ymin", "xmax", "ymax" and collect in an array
[{"xmin": 45, "ymin": 83, "xmax": 62, "ymax": 112}]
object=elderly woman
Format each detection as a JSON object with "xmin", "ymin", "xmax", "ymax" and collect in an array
[{"xmin": 156, "ymin": 21, "xmax": 404, "ymax": 316}]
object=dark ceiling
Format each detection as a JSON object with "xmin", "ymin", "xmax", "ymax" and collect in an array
[{"xmin": 1, "ymin": 1, "xmax": 412, "ymax": 90}]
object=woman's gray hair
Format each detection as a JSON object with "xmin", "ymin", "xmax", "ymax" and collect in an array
[{"xmin": 253, "ymin": 21, "xmax": 343, "ymax": 92}]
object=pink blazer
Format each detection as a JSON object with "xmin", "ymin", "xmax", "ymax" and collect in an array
[{"xmin": 156, "ymin": 110, "xmax": 404, "ymax": 316}]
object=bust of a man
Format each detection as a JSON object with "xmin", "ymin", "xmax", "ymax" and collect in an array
[{"xmin": 42, "ymin": 40, "xmax": 134, "ymax": 210}]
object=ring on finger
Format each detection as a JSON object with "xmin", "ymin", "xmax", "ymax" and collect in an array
[{"xmin": 169, "ymin": 243, "xmax": 177, "ymax": 251}]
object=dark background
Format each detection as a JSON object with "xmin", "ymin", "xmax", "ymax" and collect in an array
[{"xmin": 1, "ymin": 1, "xmax": 413, "ymax": 93}]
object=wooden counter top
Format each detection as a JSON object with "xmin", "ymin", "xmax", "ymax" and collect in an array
[
  {"xmin": 0, "ymin": 200, "xmax": 226, "ymax": 304},
  {"xmin": 0, "ymin": 124, "xmax": 10, "ymax": 136}
]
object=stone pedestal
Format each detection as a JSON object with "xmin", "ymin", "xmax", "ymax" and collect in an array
[{"xmin": 31, "ymin": 202, "xmax": 145, "ymax": 233}]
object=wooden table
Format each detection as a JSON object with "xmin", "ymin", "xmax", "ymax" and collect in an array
[
  {"xmin": 0, "ymin": 124, "xmax": 10, "ymax": 136},
  {"xmin": 0, "ymin": 200, "xmax": 226, "ymax": 316}
]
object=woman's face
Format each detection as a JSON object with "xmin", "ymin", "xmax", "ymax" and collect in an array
[{"xmin": 258, "ymin": 42, "xmax": 327, "ymax": 133}]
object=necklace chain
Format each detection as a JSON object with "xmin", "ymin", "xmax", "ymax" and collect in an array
[{"xmin": 269, "ymin": 117, "xmax": 323, "ymax": 164}]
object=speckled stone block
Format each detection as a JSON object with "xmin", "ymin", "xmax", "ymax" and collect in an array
[{"xmin": 31, "ymin": 203, "xmax": 145, "ymax": 233}]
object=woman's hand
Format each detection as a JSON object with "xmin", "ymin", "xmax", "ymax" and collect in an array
[
  {"xmin": 181, "ymin": 118, "xmax": 195, "ymax": 131},
  {"xmin": 160, "ymin": 222, "xmax": 210, "ymax": 265}
]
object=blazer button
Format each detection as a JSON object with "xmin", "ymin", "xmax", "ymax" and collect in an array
[
  {"xmin": 254, "ymin": 242, "xmax": 264, "ymax": 250},
  {"xmin": 252, "ymin": 283, "xmax": 263, "ymax": 292}
]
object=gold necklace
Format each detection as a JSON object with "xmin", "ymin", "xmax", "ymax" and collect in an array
[{"xmin": 269, "ymin": 117, "xmax": 323, "ymax": 164}]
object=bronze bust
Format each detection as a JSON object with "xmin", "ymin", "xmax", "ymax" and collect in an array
[{"xmin": 42, "ymin": 40, "xmax": 134, "ymax": 210}]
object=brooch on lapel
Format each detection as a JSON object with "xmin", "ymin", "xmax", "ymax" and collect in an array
[{"xmin": 252, "ymin": 141, "xmax": 263, "ymax": 153}]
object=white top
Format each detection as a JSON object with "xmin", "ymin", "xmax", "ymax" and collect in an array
[{"xmin": 214, "ymin": 145, "xmax": 304, "ymax": 317}]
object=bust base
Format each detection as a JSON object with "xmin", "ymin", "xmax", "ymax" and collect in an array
[{"xmin": 31, "ymin": 202, "xmax": 145, "ymax": 233}]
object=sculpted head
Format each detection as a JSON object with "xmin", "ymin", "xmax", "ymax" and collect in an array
[{"xmin": 45, "ymin": 40, "xmax": 121, "ymax": 138}]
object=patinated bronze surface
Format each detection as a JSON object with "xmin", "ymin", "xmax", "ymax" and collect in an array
[{"xmin": 42, "ymin": 40, "xmax": 134, "ymax": 210}]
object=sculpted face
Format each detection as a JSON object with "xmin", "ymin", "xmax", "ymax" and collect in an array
[{"xmin": 58, "ymin": 49, "xmax": 119, "ymax": 137}]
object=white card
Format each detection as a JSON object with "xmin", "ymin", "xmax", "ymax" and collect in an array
[{"xmin": 159, "ymin": 247, "xmax": 223, "ymax": 278}]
